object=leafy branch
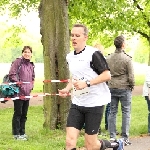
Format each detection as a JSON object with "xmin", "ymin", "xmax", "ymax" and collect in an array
[{"xmin": 133, "ymin": 0, "xmax": 150, "ymax": 27}]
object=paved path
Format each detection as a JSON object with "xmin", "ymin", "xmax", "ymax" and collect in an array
[{"xmin": 124, "ymin": 135, "xmax": 150, "ymax": 150}]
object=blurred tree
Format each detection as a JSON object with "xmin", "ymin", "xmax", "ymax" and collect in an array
[
  {"xmin": 1, "ymin": 0, "xmax": 149, "ymax": 64},
  {"xmin": 69, "ymin": 0, "xmax": 150, "ymax": 64},
  {"xmin": 134, "ymin": 37, "xmax": 149, "ymax": 63},
  {"xmin": 38, "ymin": 0, "xmax": 70, "ymax": 130},
  {"xmin": 0, "ymin": 0, "xmax": 70, "ymax": 129}
]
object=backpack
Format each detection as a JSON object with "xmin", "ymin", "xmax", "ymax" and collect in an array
[{"xmin": 0, "ymin": 59, "xmax": 22, "ymax": 103}]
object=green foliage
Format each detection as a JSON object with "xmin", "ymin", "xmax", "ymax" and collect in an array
[
  {"xmin": 0, "ymin": 0, "xmax": 150, "ymax": 40},
  {"xmin": 0, "ymin": 1, "xmax": 43, "ymax": 63},
  {"xmin": 0, "ymin": 21, "xmax": 43, "ymax": 63},
  {"xmin": 2, "ymin": 25, "xmax": 25, "ymax": 48},
  {"xmin": 69, "ymin": 0, "xmax": 150, "ymax": 51},
  {"xmin": 0, "ymin": 0, "xmax": 40, "ymax": 16},
  {"xmin": 134, "ymin": 37, "xmax": 149, "ymax": 63},
  {"xmin": 0, "ymin": 0, "xmax": 150, "ymax": 63}
]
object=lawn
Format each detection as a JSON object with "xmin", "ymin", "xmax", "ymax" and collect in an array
[
  {"xmin": 0, "ymin": 63, "xmax": 148, "ymax": 149},
  {"xmin": 0, "ymin": 95, "xmax": 148, "ymax": 150}
]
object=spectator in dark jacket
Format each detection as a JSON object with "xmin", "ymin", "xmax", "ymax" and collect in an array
[
  {"xmin": 9, "ymin": 46, "xmax": 35, "ymax": 140},
  {"xmin": 106, "ymin": 35, "xmax": 134, "ymax": 146}
]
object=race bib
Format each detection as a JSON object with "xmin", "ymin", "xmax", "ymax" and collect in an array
[
  {"xmin": 73, "ymin": 86, "xmax": 89, "ymax": 97},
  {"xmin": 72, "ymin": 77, "xmax": 89, "ymax": 97}
]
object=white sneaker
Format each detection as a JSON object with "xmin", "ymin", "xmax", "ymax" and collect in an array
[
  {"xmin": 20, "ymin": 134, "xmax": 28, "ymax": 138},
  {"xmin": 110, "ymin": 138, "xmax": 116, "ymax": 142},
  {"xmin": 14, "ymin": 135, "xmax": 27, "ymax": 140}
]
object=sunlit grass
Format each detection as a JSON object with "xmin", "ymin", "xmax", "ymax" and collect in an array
[
  {"xmin": 33, "ymin": 79, "xmax": 43, "ymax": 92},
  {"xmin": 135, "ymin": 74, "xmax": 145, "ymax": 86},
  {"xmin": 0, "ymin": 95, "xmax": 148, "ymax": 149}
]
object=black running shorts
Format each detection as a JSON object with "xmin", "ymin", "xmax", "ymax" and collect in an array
[{"xmin": 67, "ymin": 103, "xmax": 104, "ymax": 135}]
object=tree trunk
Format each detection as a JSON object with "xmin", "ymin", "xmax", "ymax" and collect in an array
[{"xmin": 39, "ymin": 0, "xmax": 70, "ymax": 130}]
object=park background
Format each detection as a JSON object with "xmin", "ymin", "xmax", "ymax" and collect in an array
[
  {"xmin": 0, "ymin": 4, "xmax": 150, "ymax": 150},
  {"xmin": 0, "ymin": 11, "xmax": 149, "ymax": 91}
]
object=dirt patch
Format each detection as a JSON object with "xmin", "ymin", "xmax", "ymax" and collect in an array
[{"xmin": 132, "ymin": 85, "xmax": 143, "ymax": 96}]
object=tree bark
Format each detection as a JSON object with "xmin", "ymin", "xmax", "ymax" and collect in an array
[{"xmin": 39, "ymin": 0, "xmax": 70, "ymax": 130}]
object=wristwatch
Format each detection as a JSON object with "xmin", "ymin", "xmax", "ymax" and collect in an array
[{"xmin": 86, "ymin": 80, "xmax": 90, "ymax": 87}]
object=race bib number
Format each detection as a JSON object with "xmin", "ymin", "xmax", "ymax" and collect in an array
[
  {"xmin": 72, "ymin": 77, "xmax": 89, "ymax": 97},
  {"xmin": 73, "ymin": 87, "xmax": 89, "ymax": 97}
]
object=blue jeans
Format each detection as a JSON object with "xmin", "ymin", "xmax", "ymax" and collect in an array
[
  {"xmin": 108, "ymin": 89, "xmax": 131, "ymax": 140},
  {"xmin": 105, "ymin": 103, "xmax": 110, "ymax": 130},
  {"xmin": 145, "ymin": 96, "xmax": 150, "ymax": 133}
]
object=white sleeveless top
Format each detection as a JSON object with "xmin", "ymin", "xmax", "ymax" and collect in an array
[{"xmin": 66, "ymin": 45, "xmax": 111, "ymax": 107}]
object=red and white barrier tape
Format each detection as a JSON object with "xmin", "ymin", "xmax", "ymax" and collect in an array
[
  {"xmin": 0, "ymin": 79, "xmax": 71, "ymax": 102},
  {"xmin": 0, "ymin": 79, "xmax": 69, "ymax": 86},
  {"xmin": 0, "ymin": 93, "xmax": 71, "ymax": 102},
  {"xmin": 43, "ymin": 79, "xmax": 69, "ymax": 83},
  {"xmin": 1, "ymin": 82, "xmax": 31, "ymax": 85}
]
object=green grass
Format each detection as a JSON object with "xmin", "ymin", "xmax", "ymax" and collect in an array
[
  {"xmin": 0, "ymin": 72, "xmax": 147, "ymax": 149},
  {"xmin": 0, "ymin": 106, "xmax": 66, "ymax": 150},
  {"xmin": 0, "ymin": 95, "xmax": 148, "ymax": 149},
  {"xmin": 135, "ymin": 74, "xmax": 145, "ymax": 86},
  {"xmin": 33, "ymin": 81, "xmax": 43, "ymax": 93},
  {"xmin": 115, "ymin": 96, "xmax": 148, "ymax": 136}
]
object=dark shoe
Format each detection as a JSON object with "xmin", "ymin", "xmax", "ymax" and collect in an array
[
  {"xmin": 124, "ymin": 139, "xmax": 131, "ymax": 146},
  {"xmin": 116, "ymin": 130, "xmax": 120, "ymax": 135},
  {"xmin": 100, "ymin": 139, "xmax": 119, "ymax": 150},
  {"xmin": 113, "ymin": 138, "xmax": 124, "ymax": 150}
]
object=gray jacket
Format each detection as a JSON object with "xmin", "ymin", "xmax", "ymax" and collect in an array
[{"xmin": 106, "ymin": 49, "xmax": 135, "ymax": 89}]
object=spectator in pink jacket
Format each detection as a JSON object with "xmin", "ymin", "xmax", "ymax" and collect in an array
[{"xmin": 9, "ymin": 46, "xmax": 35, "ymax": 140}]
